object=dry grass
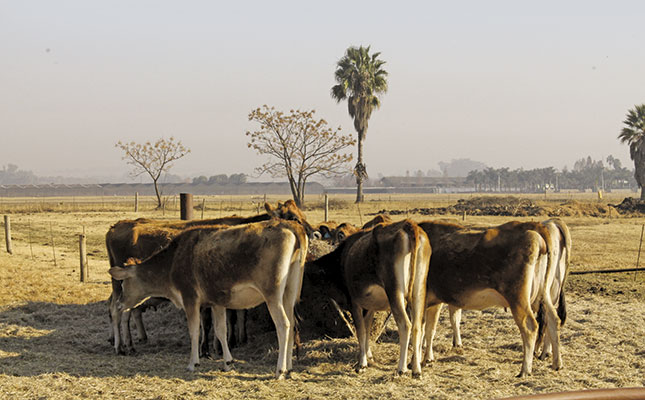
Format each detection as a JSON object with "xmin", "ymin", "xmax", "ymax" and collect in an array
[{"xmin": 0, "ymin": 193, "xmax": 644, "ymax": 399}]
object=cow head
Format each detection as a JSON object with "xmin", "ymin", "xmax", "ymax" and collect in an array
[
  {"xmin": 265, "ymin": 200, "xmax": 318, "ymax": 239},
  {"xmin": 331, "ymin": 222, "xmax": 359, "ymax": 244},
  {"xmin": 109, "ymin": 266, "xmax": 151, "ymax": 312}
]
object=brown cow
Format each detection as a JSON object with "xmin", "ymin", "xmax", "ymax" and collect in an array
[
  {"xmin": 421, "ymin": 219, "xmax": 571, "ymax": 373},
  {"xmin": 418, "ymin": 220, "xmax": 548, "ymax": 377},
  {"xmin": 107, "ymin": 199, "xmax": 316, "ymax": 355},
  {"xmin": 106, "ymin": 214, "xmax": 271, "ymax": 355},
  {"xmin": 308, "ymin": 219, "xmax": 431, "ymax": 376},
  {"xmin": 109, "ymin": 219, "xmax": 308, "ymax": 379},
  {"xmin": 327, "ymin": 214, "xmax": 392, "ymax": 244}
]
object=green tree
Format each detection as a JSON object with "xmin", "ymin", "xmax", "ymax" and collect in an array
[
  {"xmin": 618, "ymin": 104, "xmax": 645, "ymax": 199},
  {"xmin": 246, "ymin": 106, "xmax": 355, "ymax": 207},
  {"xmin": 331, "ymin": 45, "xmax": 388, "ymax": 203},
  {"xmin": 116, "ymin": 137, "xmax": 190, "ymax": 208}
]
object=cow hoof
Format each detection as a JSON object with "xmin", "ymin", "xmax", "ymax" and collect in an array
[
  {"xmin": 396, "ymin": 369, "xmax": 408, "ymax": 376},
  {"xmin": 223, "ymin": 361, "xmax": 234, "ymax": 372},
  {"xmin": 186, "ymin": 365, "xmax": 195, "ymax": 372},
  {"xmin": 275, "ymin": 370, "xmax": 288, "ymax": 380},
  {"xmin": 354, "ymin": 365, "xmax": 367, "ymax": 374},
  {"xmin": 516, "ymin": 371, "xmax": 531, "ymax": 378},
  {"xmin": 136, "ymin": 338, "xmax": 148, "ymax": 344},
  {"xmin": 412, "ymin": 371, "xmax": 422, "ymax": 379}
]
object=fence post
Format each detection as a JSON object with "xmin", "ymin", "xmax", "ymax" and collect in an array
[
  {"xmin": 201, "ymin": 198, "xmax": 205, "ymax": 219},
  {"xmin": 324, "ymin": 194, "xmax": 329, "ymax": 222},
  {"xmin": 134, "ymin": 192, "xmax": 139, "ymax": 212},
  {"xmin": 4, "ymin": 215, "xmax": 12, "ymax": 255},
  {"xmin": 180, "ymin": 193, "xmax": 193, "ymax": 220},
  {"xmin": 79, "ymin": 234, "xmax": 88, "ymax": 282}
]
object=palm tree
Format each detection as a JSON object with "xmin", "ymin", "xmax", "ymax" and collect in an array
[
  {"xmin": 618, "ymin": 104, "xmax": 645, "ymax": 199},
  {"xmin": 331, "ymin": 45, "xmax": 388, "ymax": 202}
]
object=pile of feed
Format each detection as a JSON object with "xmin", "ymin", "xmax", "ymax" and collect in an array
[{"xmin": 374, "ymin": 196, "xmax": 620, "ymax": 217}]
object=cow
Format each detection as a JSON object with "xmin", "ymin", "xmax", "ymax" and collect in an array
[
  {"xmin": 418, "ymin": 220, "xmax": 548, "ymax": 377},
  {"xmin": 308, "ymin": 219, "xmax": 431, "ymax": 377},
  {"xmin": 327, "ymin": 214, "xmax": 393, "ymax": 244},
  {"xmin": 106, "ymin": 214, "xmax": 270, "ymax": 355},
  {"xmin": 534, "ymin": 218, "xmax": 572, "ymax": 364},
  {"xmin": 109, "ymin": 219, "xmax": 308, "ymax": 379},
  {"xmin": 420, "ymin": 219, "xmax": 572, "ymax": 373},
  {"xmin": 107, "ymin": 199, "xmax": 316, "ymax": 355}
]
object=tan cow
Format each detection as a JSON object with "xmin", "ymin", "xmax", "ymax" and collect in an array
[
  {"xmin": 106, "ymin": 214, "xmax": 271, "ymax": 355},
  {"xmin": 107, "ymin": 199, "xmax": 316, "ymax": 355},
  {"xmin": 441, "ymin": 219, "xmax": 572, "ymax": 372},
  {"xmin": 109, "ymin": 219, "xmax": 308, "ymax": 379},
  {"xmin": 308, "ymin": 219, "xmax": 431, "ymax": 376},
  {"xmin": 418, "ymin": 220, "xmax": 548, "ymax": 377}
]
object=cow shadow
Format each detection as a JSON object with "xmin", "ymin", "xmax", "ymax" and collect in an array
[
  {"xmin": 0, "ymin": 300, "xmax": 367, "ymax": 381},
  {"xmin": 0, "ymin": 300, "xmax": 224, "ymax": 380}
]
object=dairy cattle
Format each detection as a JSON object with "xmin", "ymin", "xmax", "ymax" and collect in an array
[
  {"xmin": 106, "ymin": 215, "xmax": 270, "ymax": 355},
  {"xmin": 109, "ymin": 219, "xmax": 308, "ymax": 378},
  {"xmin": 418, "ymin": 221, "xmax": 548, "ymax": 377},
  {"xmin": 107, "ymin": 199, "xmax": 316, "ymax": 355},
  {"xmin": 308, "ymin": 219, "xmax": 431, "ymax": 376}
]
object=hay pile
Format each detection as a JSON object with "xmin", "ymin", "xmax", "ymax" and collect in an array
[{"xmin": 374, "ymin": 196, "xmax": 621, "ymax": 217}]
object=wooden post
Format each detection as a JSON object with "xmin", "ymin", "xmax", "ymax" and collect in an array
[
  {"xmin": 79, "ymin": 234, "xmax": 88, "ymax": 282},
  {"xmin": 263, "ymin": 193, "xmax": 267, "ymax": 204},
  {"xmin": 462, "ymin": 211, "xmax": 466, "ymax": 221},
  {"xmin": 4, "ymin": 215, "xmax": 12, "ymax": 255},
  {"xmin": 134, "ymin": 192, "xmax": 139, "ymax": 212},
  {"xmin": 324, "ymin": 194, "xmax": 329, "ymax": 222},
  {"xmin": 50, "ymin": 222, "xmax": 57, "ymax": 266},
  {"xmin": 27, "ymin": 220, "xmax": 34, "ymax": 260},
  {"xmin": 180, "ymin": 193, "xmax": 193, "ymax": 220},
  {"xmin": 201, "ymin": 198, "xmax": 205, "ymax": 219},
  {"xmin": 636, "ymin": 224, "xmax": 644, "ymax": 281}
]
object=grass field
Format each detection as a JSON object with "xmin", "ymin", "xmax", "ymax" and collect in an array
[{"xmin": 0, "ymin": 193, "xmax": 644, "ymax": 399}]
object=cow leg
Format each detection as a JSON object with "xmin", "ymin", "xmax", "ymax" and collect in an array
[
  {"xmin": 409, "ymin": 292, "xmax": 426, "ymax": 378},
  {"xmin": 423, "ymin": 304, "xmax": 442, "ymax": 365},
  {"xmin": 542, "ymin": 298, "xmax": 562, "ymax": 370},
  {"xmin": 364, "ymin": 310, "xmax": 375, "ymax": 360},
  {"xmin": 132, "ymin": 308, "xmax": 147, "ymax": 343},
  {"xmin": 212, "ymin": 306, "xmax": 234, "ymax": 371},
  {"xmin": 448, "ymin": 305, "xmax": 463, "ymax": 348},
  {"xmin": 235, "ymin": 309, "xmax": 247, "ymax": 347},
  {"xmin": 200, "ymin": 307, "xmax": 213, "ymax": 359},
  {"xmin": 185, "ymin": 302, "xmax": 202, "ymax": 372},
  {"xmin": 350, "ymin": 303, "xmax": 369, "ymax": 372},
  {"xmin": 266, "ymin": 298, "xmax": 290, "ymax": 379},
  {"xmin": 109, "ymin": 295, "xmax": 123, "ymax": 355},
  {"xmin": 389, "ymin": 293, "xmax": 411, "ymax": 375},
  {"xmin": 120, "ymin": 310, "xmax": 136, "ymax": 354},
  {"xmin": 510, "ymin": 302, "xmax": 538, "ymax": 378}
]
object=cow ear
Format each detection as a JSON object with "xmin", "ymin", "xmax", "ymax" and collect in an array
[
  {"xmin": 109, "ymin": 267, "xmax": 135, "ymax": 280},
  {"xmin": 264, "ymin": 202, "xmax": 277, "ymax": 217}
]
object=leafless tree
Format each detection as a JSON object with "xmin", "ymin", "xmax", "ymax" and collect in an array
[
  {"xmin": 246, "ymin": 105, "xmax": 355, "ymax": 206},
  {"xmin": 116, "ymin": 137, "xmax": 190, "ymax": 208}
]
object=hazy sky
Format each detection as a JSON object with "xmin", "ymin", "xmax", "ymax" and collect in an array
[{"xmin": 1, "ymin": 1, "xmax": 644, "ymax": 182}]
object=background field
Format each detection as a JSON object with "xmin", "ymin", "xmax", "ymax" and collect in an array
[{"xmin": 0, "ymin": 193, "xmax": 644, "ymax": 399}]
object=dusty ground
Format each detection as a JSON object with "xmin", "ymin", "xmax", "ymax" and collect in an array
[{"xmin": 0, "ymin": 194, "xmax": 644, "ymax": 399}]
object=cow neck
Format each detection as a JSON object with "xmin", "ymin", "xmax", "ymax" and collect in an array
[{"xmin": 135, "ymin": 239, "xmax": 178, "ymax": 294}]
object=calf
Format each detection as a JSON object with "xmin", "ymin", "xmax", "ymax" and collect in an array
[
  {"xmin": 309, "ymin": 219, "xmax": 431, "ymax": 376},
  {"xmin": 106, "ymin": 214, "xmax": 270, "ymax": 355},
  {"xmin": 109, "ymin": 220, "xmax": 308, "ymax": 379},
  {"xmin": 418, "ymin": 221, "xmax": 547, "ymax": 377}
]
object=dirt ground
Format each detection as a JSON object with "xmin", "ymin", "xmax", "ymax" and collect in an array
[{"xmin": 0, "ymin": 194, "xmax": 644, "ymax": 399}]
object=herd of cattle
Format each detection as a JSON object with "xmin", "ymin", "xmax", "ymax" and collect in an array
[{"xmin": 105, "ymin": 200, "xmax": 571, "ymax": 379}]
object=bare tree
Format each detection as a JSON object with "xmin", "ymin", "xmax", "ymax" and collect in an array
[
  {"xmin": 116, "ymin": 137, "xmax": 190, "ymax": 208},
  {"xmin": 246, "ymin": 105, "xmax": 355, "ymax": 207}
]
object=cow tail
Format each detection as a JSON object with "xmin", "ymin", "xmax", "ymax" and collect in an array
[{"xmin": 403, "ymin": 220, "xmax": 420, "ymax": 302}]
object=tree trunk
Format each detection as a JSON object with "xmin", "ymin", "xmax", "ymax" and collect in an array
[
  {"xmin": 153, "ymin": 179, "xmax": 162, "ymax": 208},
  {"xmin": 355, "ymin": 133, "xmax": 366, "ymax": 203},
  {"xmin": 633, "ymin": 146, "xmax": 645, "ymax": 200}
]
